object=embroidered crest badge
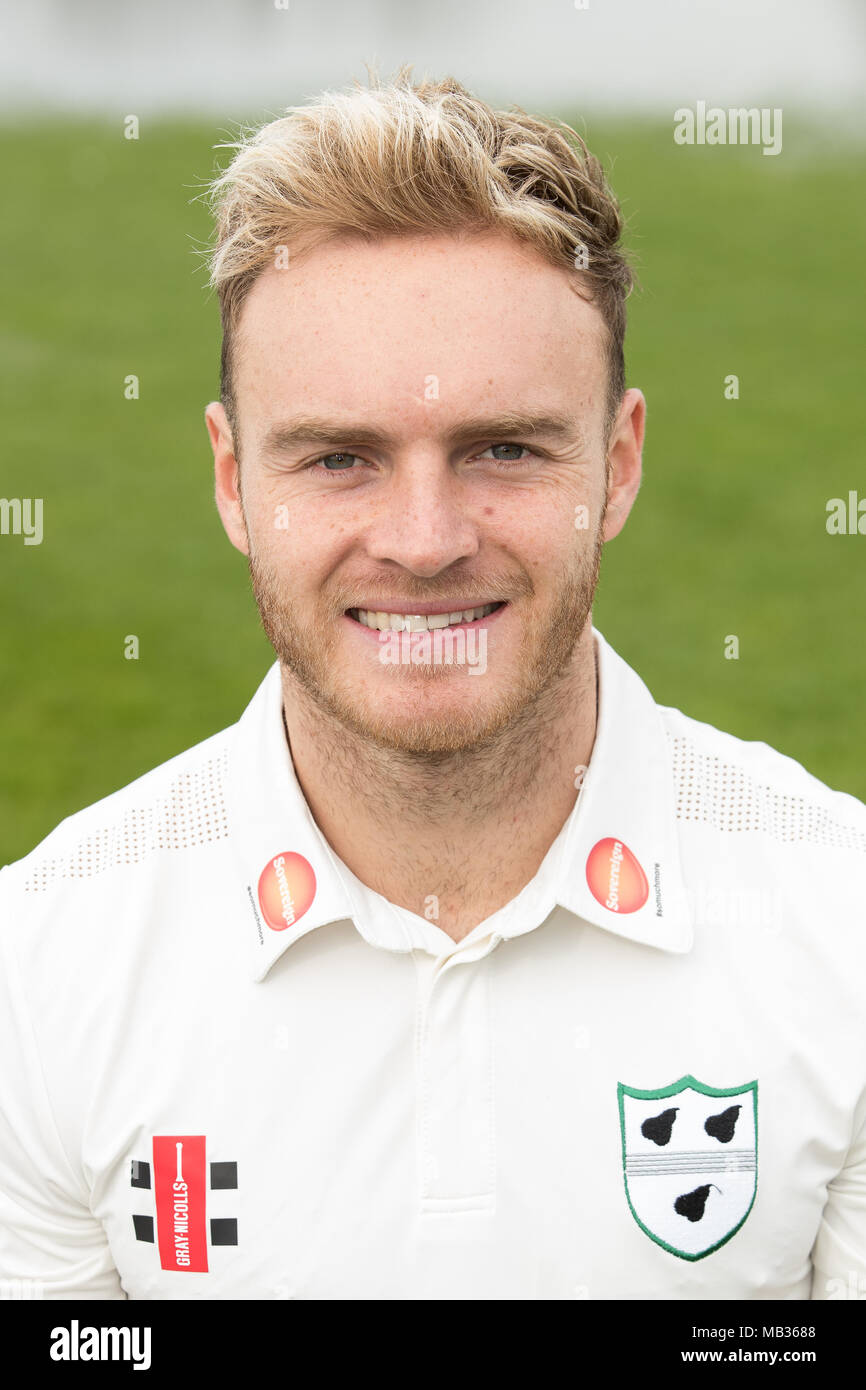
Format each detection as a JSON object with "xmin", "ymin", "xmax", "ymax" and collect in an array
[{"xmin": 618, "ymin": 1074, "xmax": 758, "ymax": 1260}]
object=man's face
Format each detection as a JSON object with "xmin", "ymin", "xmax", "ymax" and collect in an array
[{"xmin": 209, "ymin": 230, "xmax": 642, "ymax": 756}]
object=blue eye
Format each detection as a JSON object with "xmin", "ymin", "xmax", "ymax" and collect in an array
[
  {"xmin": 477, "ymin": 443, "xmax": 535, "ymax": 466},
  {"xmin": 307, "ymin": 443, "xmax": 537, "ymax": 478},
  {"xmin": 487, "ymin": 444, "xmax": 524, "ymax": 459},
  {"xmin": 313, "ymin": 452, "xmax": 361, "ymax": 472}
]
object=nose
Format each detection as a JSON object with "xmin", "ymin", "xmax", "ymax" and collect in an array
[{"xmin": 361, "ymin": 453, "xmax": 481, "ymax": 578}]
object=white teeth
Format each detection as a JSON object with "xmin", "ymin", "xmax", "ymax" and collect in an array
[{"xmin": 352, "ymin": 603, "xmax": 499, "ymax": 631}]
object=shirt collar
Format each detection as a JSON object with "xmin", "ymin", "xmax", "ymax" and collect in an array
[
  {"xmin": 553, "ymin": 628, "xmax": 693, "ymax": 954},
  {"xmin": 225, "ymin": 626, "xmax": 693, "ymax": 981}
]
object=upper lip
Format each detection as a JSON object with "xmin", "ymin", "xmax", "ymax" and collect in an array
[{"xmin": 346, "ymin": 600, "xmax": 505, "ymax": 616}]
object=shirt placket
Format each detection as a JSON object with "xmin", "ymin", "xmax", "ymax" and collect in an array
[{"xmin": 414, "ymin": 939, "xmax": 499, "ymax": 1216}]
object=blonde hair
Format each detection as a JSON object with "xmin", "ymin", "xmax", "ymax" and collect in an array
[{"xmin": 206, "ymin": 65, "xmax": 633, "ymax": 446}]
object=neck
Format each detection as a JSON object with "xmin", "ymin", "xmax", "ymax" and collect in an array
[{"xmin": 280, "ymin": 628, "xmax": 598, "ymax": 944}]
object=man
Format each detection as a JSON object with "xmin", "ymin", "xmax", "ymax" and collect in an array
[{"xmin": 1, "ymin": 68, "xmax": 864, "ymax": 1301}]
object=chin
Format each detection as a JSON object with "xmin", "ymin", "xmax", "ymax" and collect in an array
[{"xmin": 328, "ymin": 681, "xmax": 527, "ymax": 757}]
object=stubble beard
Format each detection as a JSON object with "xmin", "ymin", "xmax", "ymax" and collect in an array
[{"xmin": 246, "ymin": 514, "xmax": 605, "ymax": 761}]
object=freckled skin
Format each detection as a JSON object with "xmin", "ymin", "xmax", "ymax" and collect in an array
[{"xmin": 206, "ymin": 230, "xmax": 645, "ymax": 941}]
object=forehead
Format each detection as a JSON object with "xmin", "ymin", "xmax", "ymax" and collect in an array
[{"xmin": 233, "ymin": 230, "xmax": 608, "ymax": 427}]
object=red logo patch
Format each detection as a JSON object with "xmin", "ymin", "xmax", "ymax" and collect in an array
[
  {"xmin": 258, "ymin": 851, "xmax": 317, "ymax": 931},
  {"xmin": 586, "ymin": 837, "xmax": 649, "ymax": 914},
  {"xmin": 153, "ymin": 1135, "xmax": 208, "ymax": 1272}
]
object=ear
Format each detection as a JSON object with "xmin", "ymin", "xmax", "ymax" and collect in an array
[
  {"xmin": 205, "ymin": 402, "xmax": 249, "ymax": 556},
  {"xmin": 602, "ymin": 388, "xmax": 645, "ymax": 543}
]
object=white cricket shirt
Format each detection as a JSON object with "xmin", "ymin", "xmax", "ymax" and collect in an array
[{"xmin": 1, "ymin": 627, "xmax": 865, "ymax": 1300}]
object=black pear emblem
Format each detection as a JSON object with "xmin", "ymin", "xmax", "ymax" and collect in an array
[
  {"xmin": 704, "ymin": 1104, "xmax": 741, "ymax": 1144},
  {"xmin": 641, "ymin": 1107, "xmax": 679, "ymax": 1146},
  {"xmin": 620, "ymin": 1076, "xmax": 758, "ymax": 1260},
  {"xmin": 674, "ymin": 1183, "xmax": 720, "ymax": 1223}
]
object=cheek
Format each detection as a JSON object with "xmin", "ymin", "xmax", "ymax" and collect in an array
[
  {"xmin": 509, "ymin": 494, "xmax": 584, "ymax": 562},
  {"xmin": 522, "ymin": 502, "xmax": 602, "ymax": 589},
  {"xmin": 246, "ymin": 479, "xmax": 305, "ymax": 549},
  {"xmin": 253, "ymin": 493, "xmax": 355, "ymax": 593}
]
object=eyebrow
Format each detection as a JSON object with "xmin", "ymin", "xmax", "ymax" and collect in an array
[{"xmin": 259, "ymin": 411, "xmax": 588, "ymax": 456}]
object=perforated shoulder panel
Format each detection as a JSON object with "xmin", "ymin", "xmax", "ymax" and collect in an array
[
  {"xmin": 22, "ymin": 747, "xmax": 230, "ymax": 892},
  {"xmin": 668, "ymin": 732, "xmax": 866, "ymax": 852}
]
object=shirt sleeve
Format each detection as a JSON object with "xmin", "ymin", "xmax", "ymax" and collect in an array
[
  {"xmin": 0, "ymin": 871, "xmax": 125, "ymax": 1299},
  {"xmin": 810, "ymin": 1090, "xmax": 866, "ymax": 1300}
]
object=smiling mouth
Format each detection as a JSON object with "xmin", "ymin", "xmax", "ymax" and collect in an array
[{"xmin": 346, "ymin": 601, "xmax": 506, "ymax": 632}]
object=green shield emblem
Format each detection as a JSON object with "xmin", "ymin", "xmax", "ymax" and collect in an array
[{"xmin": 618, "ymin": 1074, "xmax": 758, "ymax": 1261}]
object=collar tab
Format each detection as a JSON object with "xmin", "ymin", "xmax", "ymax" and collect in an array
[{"xmin": 554, "ymin": 630, "xmax": 693, "ymax": 953}]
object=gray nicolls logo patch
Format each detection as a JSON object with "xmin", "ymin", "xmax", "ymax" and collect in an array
[{"xmin": 618, "ymin": 1074, "xmax": 758, "ymax": 1260}]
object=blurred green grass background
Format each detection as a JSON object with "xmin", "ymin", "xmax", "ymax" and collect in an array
[{"xmin": 1, "ymin": 116, "xmax": 864, "ymax": 864}]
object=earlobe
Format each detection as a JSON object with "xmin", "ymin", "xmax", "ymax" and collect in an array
[
  {"xmin": 206, "ymin": 402, "xmax": 250, "ymax": 557},
  {"xmin": 601, "ymin": 388, "xmax": 645, "ymax": 544}
]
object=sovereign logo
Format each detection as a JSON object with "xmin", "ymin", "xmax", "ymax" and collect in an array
[
  {"xmin": 586, "ymin": 837, "xmax": 649, "ymax": 913},
  {"xmin": 258, "ymin": 850, "xmax": 317, "ymax": 931},
  {"xmin": 618, "ymin": 1074, "xmax": 758, "ymax": 1260}
]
